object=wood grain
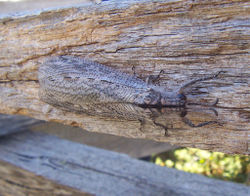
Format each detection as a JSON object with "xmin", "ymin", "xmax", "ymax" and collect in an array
[
  {"xmin": 0, "ymin": 131, "xmax": 249, "ymax": 196},
  {"xmin": 0, "ymin": 0, "xmax": 249, "ymax": 154},
  {"xmin": 0, "ymin": 160, "xmax": 91, "ymax": 196}
]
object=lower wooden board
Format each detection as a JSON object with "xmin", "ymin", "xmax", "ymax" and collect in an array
[
  {"xmin": 31, "ymin": 121, "xmax": 178, "ymax": 158},
  {"xmin": 0, "ymin": 131, "xmax": 249, "ymax": 196},
  {"xmin": 0, "ymin": 160, "xmax": 91, "ymax": 196},
  {"xmin": 0, "ymin": 114, "xmax": 178, "ymax": 158}
]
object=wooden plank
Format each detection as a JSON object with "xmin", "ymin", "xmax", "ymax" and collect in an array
[
  {"xmin": 0, "ymin": 160, "xmax": 91, "ymax": 196},
  {"xmin": 0, "ymin": 114, "xmax": 177, "ymax": 158},
  {"xmin": 0, "ymin": 131, "xmax": 249, "ymax": 196},
  {"xmin": 0, "ymin": 0, "xmax": 249, "ymax": 154},
  {"xmin": 31, "ymin": 121, "xmax": 178, "ymax": 158}
]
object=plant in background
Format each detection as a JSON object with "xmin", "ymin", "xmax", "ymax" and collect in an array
[{"xmin": 154, "ymin": 148, "xmax": 249, "ymax": 185}]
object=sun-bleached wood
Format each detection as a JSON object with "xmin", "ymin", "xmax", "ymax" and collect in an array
[{"xmin": 0, "ymin": 0, "xmax": 249, "ymax": 154}]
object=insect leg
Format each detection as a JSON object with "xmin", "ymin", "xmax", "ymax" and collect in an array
[
  {"xmin": 138, "ymin": 119, "xmax": 146, "ymax": 133},
  {"xmin": 132, "ymin": 65, "xmax": 137, "ymax": 76},
  {"xmin": 153, "ymin": 120, "xmax": 169, "ymax": 136},
  {"xmin": 146, "ymin": 70, "xmax": 164, "ymax": 85},
  {"xmin": 182, "ymin": 116, "xmax": 221, "ymax": 127}
]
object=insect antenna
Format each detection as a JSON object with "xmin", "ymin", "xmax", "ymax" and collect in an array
[{"xmin": 179, "ymin": 71, "xmax": 225, "ymax": 106}]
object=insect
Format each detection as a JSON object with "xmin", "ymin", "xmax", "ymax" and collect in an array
[{"xmin": 38, "ymin": 56, "xmax": 222, "ymax": 130}]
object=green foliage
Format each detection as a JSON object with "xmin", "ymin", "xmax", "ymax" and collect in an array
[{"xmin": 153, "ymin": 148, "xmax": 250, "ymax": 185}]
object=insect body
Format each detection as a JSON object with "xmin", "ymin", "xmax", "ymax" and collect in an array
[{"xmin": 38, "ymin": 56, "xmax": 221, "ymax": 123}]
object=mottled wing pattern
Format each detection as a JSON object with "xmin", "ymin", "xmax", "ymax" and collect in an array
[{"xmin": 38, "ymin": 56, "xmax": 151, "ymax": 119}]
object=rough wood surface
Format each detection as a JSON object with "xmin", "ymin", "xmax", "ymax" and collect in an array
[
  {"xmin": 0, "ymin": 160, "xmax": 91, "ymax": 196},
  {"xmin": 31, "ymin": 121, "xmax": 178, "ymax": 158},
  {"xmin": 0, "ymin": 131, "xmax": 249, "ymax": 196},
  {"xmin": 0, "ymin": 114, "xmax": 178, "ymax": 158},
  {"xmin": 0, "ymin": 0, "xmax": 249, "ymax": 154}
]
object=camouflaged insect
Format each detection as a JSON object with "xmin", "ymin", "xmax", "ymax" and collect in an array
[{"xmin": 38, "ymin": 55, "xmax": 222, "ymax": 121}]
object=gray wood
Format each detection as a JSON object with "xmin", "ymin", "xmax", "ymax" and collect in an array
[
  {"xmin": 0, "ymin": 0, "xmax": 249, "ymax": 155},
  {"xmin": 31, "ymin": 121, "xmax": 178, "ymax": 158},
  {"xmin": 0, "ymin": 114, "xmax": 42, "ymax": 136},
  {"xmin": 0, "ymin": 131, "xmax": 249, "ymax": 196},
  {"xmin": 0, "ymin": 113, "xmax": 177, "ymax": 157}
]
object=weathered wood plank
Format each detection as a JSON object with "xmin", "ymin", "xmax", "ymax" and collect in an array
[
  {"xmin": 0, "ymin": 131, "xmax": 249, "ymax": 196},
  {"xmin": 0, "ymin": 0, "xmax": 249, "ymax": 154},
  {"xmin": 0, "ymin": 114, "xmax": 177, "ymax": 158},
  {"xmin": 31, "ymin": 121, "xmax": 178, "ymax": 158},
  {"xmin": 0, "ymin": 160, "xmax": 91, "ymax": 196}
]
